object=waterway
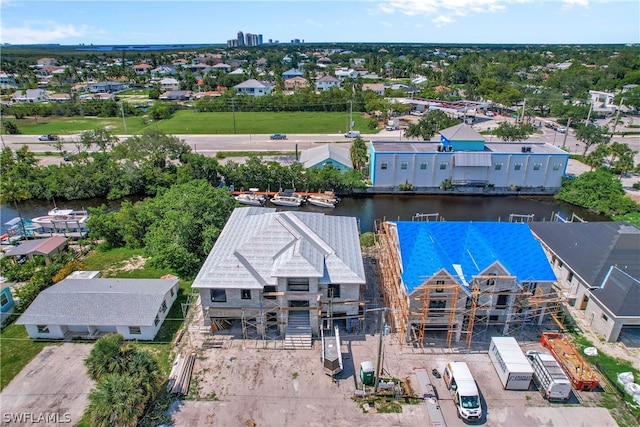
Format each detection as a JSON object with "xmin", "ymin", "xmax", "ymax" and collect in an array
[{"xmin": 1, "ymin": 194, "xmax": 606, "ymax": 235}]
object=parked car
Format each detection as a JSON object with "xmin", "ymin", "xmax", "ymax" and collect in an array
[
  {"xmin": 556, "ymin": 126, "xmax": 567, "ymax": 133},
  {"xmin": 485, "ymin": 111, "xmax": 494, "ymax": 117},
  {"xmin": 38, "ymin": 134, "xmax": 59, "ymax": 141},
  {"xmin": 270, "ymin": 133, "xmax": 287, "ymax": 140},
  {"xmin": 344, "ymin": 130, "xmax": 361, "ymax": 138}
]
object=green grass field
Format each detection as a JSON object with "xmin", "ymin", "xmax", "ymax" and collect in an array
[{"xmin": 6, "ymin": 111, "xmax": 374, "ymax": 136}]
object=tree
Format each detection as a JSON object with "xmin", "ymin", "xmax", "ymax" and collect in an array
[
  {"xmin": 80, "ymin": 127, "xmax": 119, "ymax": 153},
  {"xmin": 349, "ymin": 137, "xmax": 368, "ymax": 171},
  {"xmin": 493, "ymin": 121, "xmax": 533, "ymax": 142},
  {"xmin": 575, "ymin": 124, "xmax": 611, "ymax": 156},
  {"xmin": 3, "ymin": 120, "xmax": 20, "ymax": 134},
  {"xmin": 404, "ymin": 110, "xmax": 459, "ymax": 140},
  {"xmin": 86, "ymin": 374, "xmax": 147, "ymax": 427},
  {"xmin": 85, "ymin": 333, "xmax": 129, "ymax": 381}
]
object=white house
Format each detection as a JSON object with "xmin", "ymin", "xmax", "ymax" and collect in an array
[
  {"xmin": 589, "ymin": 90, "xmax": 616, "ymax": 115},
  {"xmin": 0, "ymin": 73, "xmax": 17, "ymax": 89},
  {"xmin": 362, "ymin": 83, "xmax": 385, "ymax": 96},
  {"xmin": 529, "ymin": 222, "xmax": 640, "ymax": 343},
  {"xmin": 315, "ymin": 75, "xmax": 341, "ymax": 91},
  {"xmin": 233, "ymin": 79, "xmax": 273, "ymax": 97},
  {"xmin": 192, "ymin": 207, "xmax": 366, "ymax": 346},
  {"xmin": 16, "ymin": 277, "xmax": 179, "ymax": 341},
  {"xmin": 11, "ymin": 88, "xmax": 48, "ymax": 103},
  {"xmin": 160, "ymin": 77, "xmax": 180, "ymax": 91}
]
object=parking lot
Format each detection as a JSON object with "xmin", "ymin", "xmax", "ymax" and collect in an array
[{"xmin": 0, "ymin": 344, "xmax": 93, "ymax": 426}]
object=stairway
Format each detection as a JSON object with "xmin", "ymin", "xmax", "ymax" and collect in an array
[{"xmin": 284, "ymin": 311, "xmax": 312, "ymax": 350}]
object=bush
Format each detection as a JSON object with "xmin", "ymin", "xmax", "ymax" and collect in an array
[{"xmin": 3, "ymin": 120, "xmax": 20, "ymax": 134}]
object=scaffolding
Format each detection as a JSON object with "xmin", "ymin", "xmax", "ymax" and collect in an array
[
  {"xmin": 241, "ymin": 290, "xmax": 283, "ymax": 342},
  {"xmin": 412, "ymin": 281, "xmax": 459, "ymax": 347}
]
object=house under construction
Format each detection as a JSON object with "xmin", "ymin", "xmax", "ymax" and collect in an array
[{"xmin": 376, "ymin": 220, "xmax": 564, "ymax": 348}]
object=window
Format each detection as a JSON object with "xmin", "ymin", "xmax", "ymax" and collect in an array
[
  {"xmin": 328, "ymin": 284, "xmax": 341, "ymax": 298},
  {"xmin": 436, "ymin": 280, "xmax": 445, "ymax": 285},
  {"xmin": 241, "ymin": 289, "xmax": 252, "ymax": 300},
  {"xmin": 533, "ymin": 163, "xmax": 542, "ymax": 171},
  {"xmin": 400, "ymin": 162, "xmax": 408, "ymax": 170},
  {"xmin": 601, "ymin": 313, "xmax": 608, "ymax": 322},
  {"xmin": 553, "ymin": 163, "xmax": 562, "ymax": 171},
  {"xmin": 439, "ymin": 162, "xmax": 448, "ymax": 170},
  {"xmin": 489, "ymin": 315, "xmax": 499, "ymax": 322},
  {"xmin": 287, "ymin": 278, "xmax": 309, "ymax": 292},
  {"xmin": 170, "ymin": 287, "xmax": 175, "ymax": 297},
  {"xmin": 0, "ymin": 293, "xmax": 8, "ymax": 307},
  {"xmin": 210, "ymin": 289, "xmax": 227, "ymax": 302},
  {"xmin": 496, "ymin": 294, "xmax": 508, "ymax": 308},
  {"xmin": 567, "ymin": 271, "xmax": 574, "ymax": 282},
  {"xmin": 154, "ymin": 315, "xmax": 160, "ymax": 326},
  {"xmin": 37, "ymin": 325, "xmax": 49, "ymax": 334},
  {"xmin": 264, "ymin": 285, "xmax": 277, "ymax": 299},
  {"xmin": 514, "ymin": 163, "xmax": 523, "ymax": 171},
  {"xmin": 160, "ymin": 300, "xmax": 168, "ymax": 313},
  {"xmin": 381, "ymin": 162, "xmax": 388, "ymax": 170},
  {"xmin": 523, "ymin": 282, "xmax": 537, "ymax": 292},
  {"xmin": 429, "ymin": 300, "xmax": 446, "ymax": 316},
  {"xmin": 420, "ymin": 162, "xmax": 428, "ymax": 170},
  {"xmin": 435, "ymin": 288, "xmax": 444, "ymax": 293},
  {"xmin": 494, "ymin": 163, "xmax": 503, "ymax": 171},
  {"xmin": 465, "ymin": 298, "xmax": 472, "ymax": 309},
  {"xmin": 129, "ymin": 326, "xmax": 141, "ymax": 335}
]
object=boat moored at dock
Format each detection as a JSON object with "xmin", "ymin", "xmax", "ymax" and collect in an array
[
  {"xmin": 270, "ymin": 190, "xmax": 305, "ymax": 207},
  {"xmin": 235, "ymin": 189, "xmax": 268, "ymax": 206}
]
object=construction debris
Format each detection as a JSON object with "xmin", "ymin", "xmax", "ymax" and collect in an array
[{"xmin": 167, "ymin": 349, "xmax": 197, "ymax": 395}]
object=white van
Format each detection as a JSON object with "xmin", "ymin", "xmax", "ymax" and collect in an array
[
  {"xmin": 344, "ymin": 130, "xmax": 361, "ymax": 138},
  {"xmin": 443, "ymin": 362, "xmax": 482, "ymax": 421}
]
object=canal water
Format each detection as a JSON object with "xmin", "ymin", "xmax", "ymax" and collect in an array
[{"xmin": 1, "ymin": 194, "xmax": 606, "ymax": 235}]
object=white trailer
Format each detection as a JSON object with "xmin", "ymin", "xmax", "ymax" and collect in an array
[
  {"xmin": 488, "ymin": 337, "xmax": 533, "ymax": 390},
  {"xmin": 527, "ymin": 351, "xmax": 572, "ymax": 401}
]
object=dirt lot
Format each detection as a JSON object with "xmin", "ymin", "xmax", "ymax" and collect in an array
[
  {"xmin": 170, "ymin": 329, "xmax": 619, "ymax": 427},
  {"xmin": 0, "ymin": 344, "xmax": 93, "ymax": 426}
]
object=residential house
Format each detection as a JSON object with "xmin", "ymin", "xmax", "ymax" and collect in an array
[
  {"xmin": 0, "ymin": 73, "xmax": 17, "ymax": 89},
  {"xmin": 134, "ymin": 63, "xmax": 152, "ymax": 75},
  {"xmin": 211, "ymin": 63, "xmax": 232, "ymax": 74},
  {"xmin": 1, "ymin": 286, "xmax": 15, "ymax": 327},
  {"xmin": 79, "ymin": 92, "xmax": 114, "ymax": 101},
  {"xmin": 317, "ymin": 56, "xmax": 332, "ymax": 66},
  {"xmin": 378, "ymin": 221, "xmax": 557, "ymax": 344},
  {"xmin": 282, "ymin": 68, "xmax": 304, "ymax": 80},
  {"xmin": 160, "ymin": 77, "xmax": 180, "ymax": 91},
  {"xmin": 159, "ymin": 90, "xmax": 191, "ymax": 101},
  {"xmin": 369, "ymin": 123, "xmax": 569, "ymax": 191},
  {"xmin": 529, "ymin": 222, "xmax": 640, "ymax": 343},
  {"xmin": 299, "ymin": 144, "xmax": 353, "ymax": 173},
  {"xmin": 192, "ymin": 207, "xmax": 366, "ymax": 346},
  {"xmin": 283, "ymin": 76, "xmax": 309, "ymax": 91},
  {"xmin": 151, "ymin": 65, "xmax": 177, "ymax": 77},
  {"xmin": 3, "ymin": 236, "xmax": 68, "ymax": 265},
  {"xmin": 11, "ymin": 88, "xmax": 48, "ymax": 103},
  {"xmin": 233, "ymin": 79, "xmax": 273, "ymax": 97},
  {"xmin": 362, "ymin": 83, "xmax": 385, "ymax": 96},
  {"xmin": 16, "ymin": 277, "xmax": 179, "ymax": 340},
  {"xmin": 315, "ymin": 75, "xmax": 341, "ymax": 91},
  {"xmin": 87, "ymin": 81, "xmax": 127, "ymax": 93},
  {"xmin": 37, "ymin": 57, "xmax": 57, "ymax": 67},
  {"xmin": 48, "ymin": 93, "xmax": 72, "ymax": 103},
  {"xmin": 334, "ymin": 68, "xmax": 359, "ymax": 80}
]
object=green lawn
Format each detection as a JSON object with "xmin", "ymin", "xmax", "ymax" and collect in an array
[
  {"xmin": 0, "ymin": 321, "xmax": 56, "ymax": 391},
  {"xmin": 7, "ymin": 111, "xmax": 374, "ymax": 136}
]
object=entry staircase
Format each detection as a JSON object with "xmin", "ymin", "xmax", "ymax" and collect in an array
[{"xmin": 284, "ymin": 311, "xmax": 312, "ymax": 350}]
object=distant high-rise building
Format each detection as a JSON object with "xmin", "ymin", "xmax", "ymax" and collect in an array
[
  {"xmin": 258, "ymin": 34, "xmax": 263, "ymax": 45},
  {"xmin": 237, "ymin": 31, "xmax": 245, "ymax": 47}
]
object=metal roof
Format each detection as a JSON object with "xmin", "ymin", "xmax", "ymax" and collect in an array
[
  {"xmin": 529, "ymin": 222, "xmax": 640, "ymax": 287},
  {"xmin": 440, "ymin": 123, "xmax": 485, "ymax": 142},
  {"xmin": 16, "ymin": 278, "xmax": 178, "ymax": 327},
  {"xmin": 4, "ymin": 236, "xmax": 68, "ymax": 258},
  {"xmin": 192, "ymin": 207, "xmax": 366, "ymax": 290},
  {"xmin": 299, "ymin": 144, "xmax": 353, "ymax": 169},
  {"xmin": 392, "ymin": 221, "xmax": 556, "ymax": 292}
]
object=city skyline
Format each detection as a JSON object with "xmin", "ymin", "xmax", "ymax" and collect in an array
[{"xmin": 1, "ymin": 1, "xmax": 639, "ymax": 46}]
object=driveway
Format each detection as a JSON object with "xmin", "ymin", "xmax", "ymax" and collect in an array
[{"xmin": 0, "ymin": 344, "xmax": 93, "ymax": 426}]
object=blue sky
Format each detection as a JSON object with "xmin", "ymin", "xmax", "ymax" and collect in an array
[{"xmin": 1, "ymin": 1, "xmax": 639, "ymax": 45}]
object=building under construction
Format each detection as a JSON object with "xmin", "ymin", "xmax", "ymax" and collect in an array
[{"xmin": 375, "ymin": 220, "xmax": 564, "ymax": 348}]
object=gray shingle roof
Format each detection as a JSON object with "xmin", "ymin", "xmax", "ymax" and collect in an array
[
  {"xmin": 16, "ymin": 278, "xmax": 178, "ymax": 327},
  {"xmin": 192, "ymin": 207, "xmax": 366, "ymax": 290},
  {"xmin": 529, "ymin": 222, "xmax": 640, "ymax": 287},
  {"xmin": 299, "ymin": 144, "xmax": 352, "ymax": 169},
  {"xmin": 439, "ymin": 123, "xmax": 485, "ymax": 142},
  {"xmin": 591, "ymin": 267, "xmax": 640, "ymax": 317}
]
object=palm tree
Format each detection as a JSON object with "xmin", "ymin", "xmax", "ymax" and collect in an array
[
  {"xmin": 86, "ymin": 374, "xmax": 146, "ymax": 427},
  {"xmin": 85, "ymin": 333, "xmax": 128, "ymax": 381}
]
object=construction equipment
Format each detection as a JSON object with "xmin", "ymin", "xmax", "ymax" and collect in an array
[{"xmin": 540, "ymin": 332, "xmax": 599, "ymax": 391}]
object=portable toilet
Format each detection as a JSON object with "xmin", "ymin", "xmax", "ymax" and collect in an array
[{"xmin": 360, "ymin": 361, "xmax": 375, "ymax": 386}]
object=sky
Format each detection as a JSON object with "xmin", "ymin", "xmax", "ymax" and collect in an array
[{"xmin": 1, "ymin": 0, "xmax": 639, "ymax": 46}]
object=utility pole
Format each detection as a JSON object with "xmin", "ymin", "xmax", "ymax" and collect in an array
[
  {"xmin": 120, "ymin": 101, "xmax": 128, "ymax": 135},
  {"xmin": 231, "ymin": 98, "xmax": 237, "ymax": 134},
  {"xmin": 585, "ymin": 101, "xmax": 593, "ymax": 124},
  {"xmin": 561, "ymin": 118, "xmax": 571, "ymax": 149},
  {"xmin": 349, "ymin": 99, "xmax": 353, "ymax": 132},
  {"xmin": 611, "ymin": 97, "xmax": 625, "ymax": 137},
  {"xmin": 374, "ymin": 308, "xmax": 385, "ymax": 393}
]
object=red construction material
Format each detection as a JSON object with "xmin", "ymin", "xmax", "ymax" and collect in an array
[{"xmin": 540, "ymin": 332, "xmax": 599, "ymax": 391}]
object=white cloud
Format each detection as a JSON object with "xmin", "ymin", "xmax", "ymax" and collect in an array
[
  {"xmin": 433, "ymin": 15, "xmax": 455, "ymax": 27},
  {"xmin": 2, "ymin": 23, "xmax": 97, "ymax": 44},
  {"xmin": 562, "ymin": 0, "xmax": 589, "ymax": 10},
  {"xmin": 377, "ymin": 0, "xmax": 513, "ymax": 27}
]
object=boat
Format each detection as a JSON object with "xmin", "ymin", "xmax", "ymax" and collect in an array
[
  {"xmin": 270, "ymin": 190, "xmax": 305, "ymax": 207},
  {"xmin": 307, "ymin": 191, "xmax": 339, "ymax": 208},
  {"xmin": 235, "ymin": 189, "xmax": 267, "ymax": 206},
  {"xmin": 321, "ymin": 326, "xmax": 343, "ymax": 377},
  {"xmin": 30, "ymin": 208, "xmax": 89, "ymax": 237}
]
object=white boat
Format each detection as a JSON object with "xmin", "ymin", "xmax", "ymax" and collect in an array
[
  {"xmin": 308, "ymin": 192, "xmax": 339, "ymax": 208},
  {"xmin": 31, "ymin": 208, "xmax": 89, "ymax": 234},
  {"xmin": 270, "ymin": 190, "xmax": 305, "ymax": 207},
  {"xmin": 235, "ymin": 189, "xmax": 267, "ymax": 206}
]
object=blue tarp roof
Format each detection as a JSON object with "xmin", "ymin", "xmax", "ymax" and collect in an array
[{"xmin": 393, "ymin": 221, "xmax": 556, "ymax": 292}]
